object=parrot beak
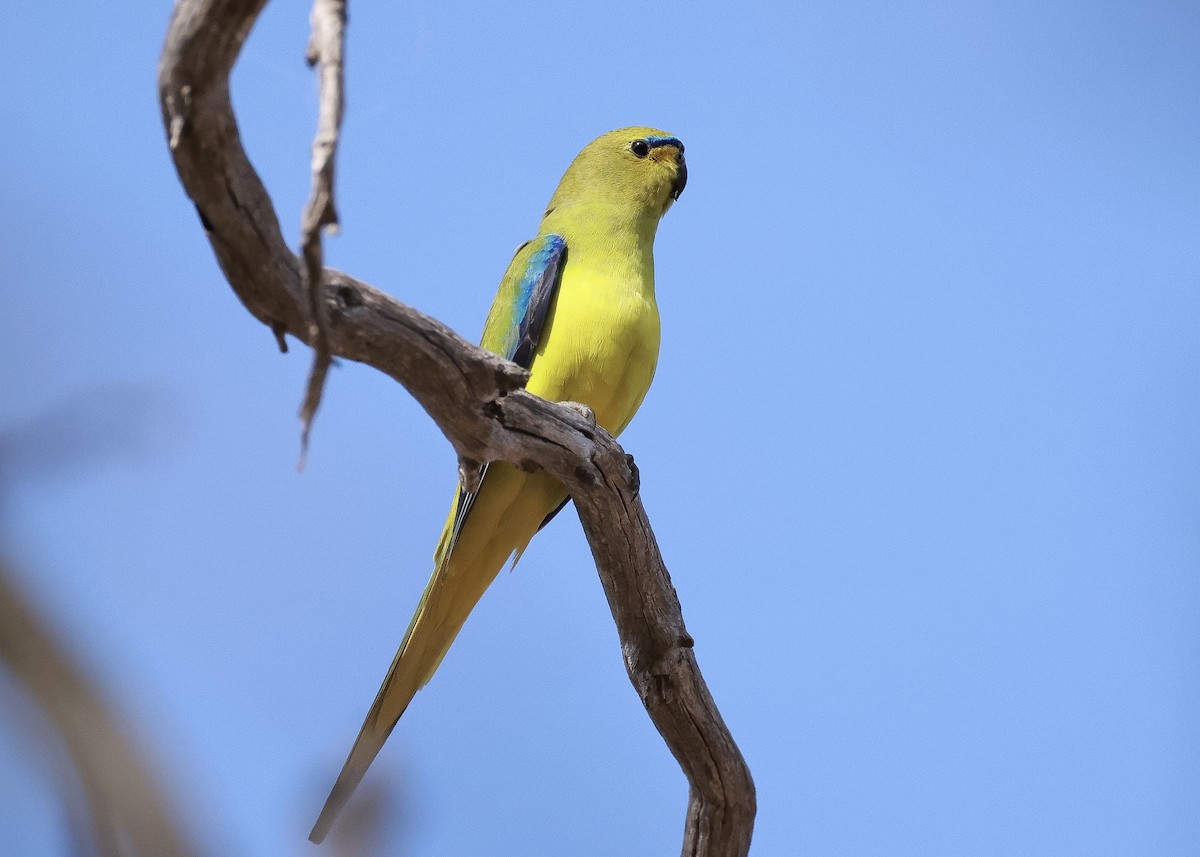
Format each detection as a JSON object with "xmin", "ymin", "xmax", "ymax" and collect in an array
[{"xmin": 671, "ymin": 150, "xmax": 688, "ymax": 200}]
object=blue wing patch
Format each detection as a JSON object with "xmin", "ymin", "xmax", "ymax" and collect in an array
[
  {"xmin": 509, "ymin": 234, "xmax": 567, "ymax": 369},
  {"xmin": 443, "ymin": 234, "xmax": 568, "ymax": 567}
]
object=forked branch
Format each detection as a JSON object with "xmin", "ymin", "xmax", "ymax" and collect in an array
[{"xmin": 156, "ymin": 2, "xmax": 755, "ymax": 853}]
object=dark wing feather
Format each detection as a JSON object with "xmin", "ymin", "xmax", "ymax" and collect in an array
[
  {"xmin": 510, "ymin": 235, "xmax": 567, "ymax": 368},
  {"xmin": 447, "ymin": 234, "xmax": 568, "ymax": 556}
]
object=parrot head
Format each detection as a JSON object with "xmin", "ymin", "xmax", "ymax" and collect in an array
[{"xmin": 545, "ymin": 127, "xmax": 687, "ymax": 221}]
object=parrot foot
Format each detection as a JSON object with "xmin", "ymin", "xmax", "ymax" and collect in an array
[
  {"xmin": 458, "ymin": 456, "xmax": 485, "ymax": 494},
  {"xmin": 560, "ymin": 401, "xmax": 597, "ymax": 425}
]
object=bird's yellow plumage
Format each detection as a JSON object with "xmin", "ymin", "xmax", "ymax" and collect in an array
[{"xmin": 310, "ymin": 127, "xmax": 686, "ymax": 843}]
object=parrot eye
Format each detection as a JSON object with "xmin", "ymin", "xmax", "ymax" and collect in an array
[{"xmin": 630, "ymin": 140, "xmax": 650, "ymax": 158}]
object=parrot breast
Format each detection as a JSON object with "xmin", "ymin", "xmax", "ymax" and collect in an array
[{"xmin": 526, "ymin": 259, "xmax": 661, "ymax": 437}]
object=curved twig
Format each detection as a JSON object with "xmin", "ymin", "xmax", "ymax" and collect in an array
[{"xmin": 157, "ymin": 2, "xmax": 756, "ymax": 853}]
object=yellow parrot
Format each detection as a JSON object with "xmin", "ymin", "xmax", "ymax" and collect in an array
[{"xmin": 310, "ymin": 126, "xmax": 687, "ymax": 843}]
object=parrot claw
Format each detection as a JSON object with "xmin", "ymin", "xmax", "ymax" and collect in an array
[
  {"xmin": 458, "ymin": 456, "xmax": 485, "ymax": 494},
  {"xmin": 561, "ymin": 401, "xmax": 597, "ymax": 425}
]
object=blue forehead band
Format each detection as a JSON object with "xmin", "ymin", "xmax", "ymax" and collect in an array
[{"xmin": 642, "ymin": 134, "xmax": 684, "ymax": 152}]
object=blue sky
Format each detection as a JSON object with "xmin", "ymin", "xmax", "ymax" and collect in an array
[{"xmin": 3, "ymin": 1, "xmax": 1198, "ymax": 854}]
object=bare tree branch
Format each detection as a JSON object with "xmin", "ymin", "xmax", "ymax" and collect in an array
[
  {"xmin": 297, "ymin": 0, "xmax": 347, "ymax": 468},
  {"xmin": 156, "ymin": 2, "xmax": 756, "ymax": 854}
]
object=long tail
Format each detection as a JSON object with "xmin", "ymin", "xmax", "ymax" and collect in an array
[{"xmin": 309, "ymin": 465, "xmax": 560, "ymax": 844}]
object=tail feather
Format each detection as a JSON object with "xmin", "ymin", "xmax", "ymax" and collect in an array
[
  {"xmin": 310, "ymin": 466, "xmax": 561, "ymax": 844},
  {"xmin": 309, "ymin": 554, "xmax": 481, "ymax": 843}
]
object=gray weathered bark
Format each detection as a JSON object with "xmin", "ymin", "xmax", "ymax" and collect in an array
[{"xmin": 157, "ymin": 2, "xmax": 756, "ymax": 853}]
